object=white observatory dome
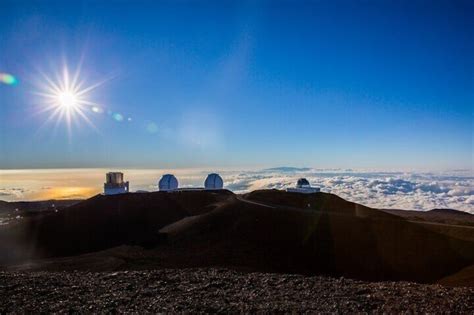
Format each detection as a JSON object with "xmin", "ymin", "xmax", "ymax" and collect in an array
[
  {"xmin": 296, "ymin": 178, "xmax": 311, "ymax": 188},
  {"xmin": 204, "ymin": 173, "xmax": 224, "ymax": 190},
  {"xmin": 158, "ymin": 174, "xmax": 178, "ymax": 191},
  {"xmin": 287, "ymin": 178, "xmax": 320, "ymax": 194}
]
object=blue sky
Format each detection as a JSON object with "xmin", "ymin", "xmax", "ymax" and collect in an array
[{"xmin": 1, "ymin": 0, "xmax": 472, "ymax": 170}]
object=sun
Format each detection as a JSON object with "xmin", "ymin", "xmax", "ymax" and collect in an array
[
  {"xmin": 57, "ymin": 91, "xmax": 78, "ymax": 109},
  {"xmin": 34, "ymin": 64, "xmax": 108, "ymax": 137}
]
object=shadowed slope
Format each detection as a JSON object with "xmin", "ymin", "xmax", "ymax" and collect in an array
[
  {"xmin": 0, "ymin": 200, "xmax": 82, "ymax": 213},
  {"xmin": 384, "ymin": 208, "xmax": 474, "ymax": 227},
  {"xmin": 2, "ymin": 190, "xmax": 474, "ymax": 285},
  {"xmin": 438, "ymin": 264, "xmax": 474, "ymax": 287},
  {"xmin": 0, "ymin": 190, "xmax": 233, "ymax": 264},
  {"xmin": 161, "ymin": 190, "xmax": 474, "ymax": 283}
]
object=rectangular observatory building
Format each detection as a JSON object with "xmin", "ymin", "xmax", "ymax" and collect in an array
[{"xmin": 104, "ymin": 172, "xmax": 129, "ymax": 195}]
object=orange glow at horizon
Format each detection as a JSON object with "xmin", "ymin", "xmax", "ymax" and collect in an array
[
  {"xmin": 33, "ymin": 186, "xmax": 100, "ymax": 200},
  {"xmin": 0, "ymin": 168, "xmax": 210, "ymax": 202}
]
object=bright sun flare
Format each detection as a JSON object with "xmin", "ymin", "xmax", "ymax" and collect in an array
[
  {"xmin": 57, "ymin": 91, "xmax": 78, "ymax": 109},
  {"xmin": 34, "ymin": 64, "xmax": 107, "ymax": 136}
]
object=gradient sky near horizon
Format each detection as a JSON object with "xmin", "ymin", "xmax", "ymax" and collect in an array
[{"xmin": 1, "ymin": 0, "xmax": 473, "ymax": 170}]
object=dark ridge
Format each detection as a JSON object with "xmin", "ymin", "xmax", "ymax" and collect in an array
[
  {"xmin": 160, "ymin": 191, "xmax": 474, "ymax": 283},
  {"xmin": 0, "ymin": 190, "xmax": 233, "ymax": 263},
  {"xmin": 383, "ymin": 208, "xmax": 474, "ymax": 227},
  {"xmin": 0, "ymin": 199, "xmax": 82, "ymax": 213},
  {"xmin": 429, "ymin": 208, "xmax": 473, "ymax": 216},
  {"xmin": 1, "ymin": 190, "xmax": 474, "ymax": 286}
]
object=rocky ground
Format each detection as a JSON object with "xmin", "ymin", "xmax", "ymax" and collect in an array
[{"xmin": 1, "ymin": 268, "xmax": 473, "ymax": 313}]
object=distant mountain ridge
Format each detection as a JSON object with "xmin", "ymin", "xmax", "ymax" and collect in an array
[{"xmin": 263, "ymin": 167, "xmax": 312, "ymax": 172}]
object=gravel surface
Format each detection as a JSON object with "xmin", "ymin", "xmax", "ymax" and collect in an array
[{"xmin": 1, "ymin": 268, "xmax": 473, "ymax": 313}]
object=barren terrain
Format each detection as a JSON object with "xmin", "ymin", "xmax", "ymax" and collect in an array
[
  {"xmin": 1, "ymin": 190, "xmax": 474, "ymax": 312},
  {"xmin": 2, "ymin": 268, "xmax": 473, "ymax": 313}
]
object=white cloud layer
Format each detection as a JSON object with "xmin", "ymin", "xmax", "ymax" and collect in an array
[
  {"xmin": 222, "ymin": 169, "xmax": 474, "ymax": 214},
  {"xmin": 0, "ymin": 168, "xmax": 472, "ymax": 214}
]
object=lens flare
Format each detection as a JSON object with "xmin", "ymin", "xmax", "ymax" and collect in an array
[
  {"xmin": 112, "ymin": 113, "xmax": 124, "ymax": 122},
  {"xmin": 146, "ymin": 122, "xmax": 159, "ymax": 133},
  {"xmin": 0, "ymin": 73, "xmax": 18, "ymax": 85},
  {"xmin": 91, "ymin": 106, "xmax": 103, "ymax": 113},
  {"xmin": 34, "ymin": 64, "xmax": 107, "ymax": 137}
]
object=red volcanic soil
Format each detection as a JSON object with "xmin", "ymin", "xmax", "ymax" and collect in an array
[{"xmin": 1, "ymin": 189, "xmax": 474, "ymax": 286}]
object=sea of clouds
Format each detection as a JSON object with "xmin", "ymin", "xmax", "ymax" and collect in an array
[
  {"xmin": 220, "ymin": 168, "xmax": 474, "ymax": 214},
  {"xmin": 0, "ymin": 167, "xmax": 473, "ymax": 214}
]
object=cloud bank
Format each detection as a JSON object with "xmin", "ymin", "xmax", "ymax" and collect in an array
[
  {"xmin": 223, "ymin": 169, "xmax": 474, "ymax": 214},
  {"xmin": 0, "ymin": 168, "xmax": 472, "ymax": 214}
]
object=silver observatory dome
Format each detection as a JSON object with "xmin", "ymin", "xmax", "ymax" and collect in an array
[
  {"xmin": 158, "ymin": 174, "xmax": 179, "ymax": 191},
  {"xmin": 204, "ymin": 173, "xmax": 224, "ymax": 190}
]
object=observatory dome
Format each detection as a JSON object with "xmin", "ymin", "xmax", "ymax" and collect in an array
[
  {"xmin": 296, "ymin": 178, "xmax": 311, "ymax": 188},
  {"xmin": 158, "ymin": 174, "xmax": 178, "ymax": 191},
  {"xmin": 287, "ymin": 178, "xmax": 320, "ymax": 193},
  {"xmin": 204, "ymin": 173, "xmax": 224, "ymax": 190}
]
